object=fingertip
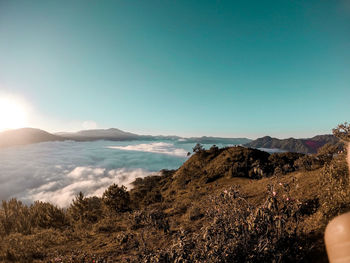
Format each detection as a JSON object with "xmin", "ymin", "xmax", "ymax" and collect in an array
[{"xmin": 325, "ymin": 212, "xmax": 350, "ymax": 262}]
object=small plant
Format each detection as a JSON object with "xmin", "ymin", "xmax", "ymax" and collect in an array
[{"xmin": 130, "ymin": 209, "xmax": 169, "ymax": 233}]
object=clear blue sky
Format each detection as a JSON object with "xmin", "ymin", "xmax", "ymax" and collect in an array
[{"xmin": 0, "ymin": 0, "xmax": 349, "ymax": 138}]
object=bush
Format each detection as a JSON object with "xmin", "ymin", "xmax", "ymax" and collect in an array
[
  {"xmin": 319, "ymin": 153, "xmax": 350, "ymax": 218},
  {"xmin": 269, "ymin": 152, "xmax": 304, "ymax": 175},
  {"xmin": 0, "ymin": 199, "xmax": 31, "ymax": 235},
  {"xmin": 192, "ymin": 143, "xmax": 204, "ymax": 153},
  {"xmin": 130, "ymin": 176, "xmax": 164, "ymax": 208},
  {"xmin": 209, "ymin": 144, "xmax": 219, "ymax": 153},
  {"xmin": 30, "ymin": 201, "xmax": 67, "ymax": 229},
  {"xmin": 102, "ymin": 184, "xmax": 131, "ymax": 213},
  {"xmin": 316, "ymin": 143, "xmax": 343, "ymax": 164},
  {"xmin": 143, "ymin": 184, "xmax": 312, "ymax": 262},
  {"xmin": 333, "ymin": 122, "xmax": 350, "ymax": 142},
  {"xmin": 294, "ymin": 155, "xmax": 321, "ymax": 171},
  {"xmin": 129, "ymin": 209, "xmax": 169, "ymax": 233},
  {"xmin": 68, "ymin": 192, "xmax": 103, "ymax": 224},
  {"xmin": 0, "ymin": 229, "xmax": 69, "ymax": 262}
]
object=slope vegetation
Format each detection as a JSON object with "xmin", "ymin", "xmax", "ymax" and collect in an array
[{"xmin": 0, "ymin": 145, "xmax": 348, "ymax": 262}]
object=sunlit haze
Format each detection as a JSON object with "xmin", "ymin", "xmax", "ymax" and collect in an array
[{"xmin": 0, "ymin": 96, "xmax": 28, "ymax": 131}]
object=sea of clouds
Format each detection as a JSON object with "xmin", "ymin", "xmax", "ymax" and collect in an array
[
  {"xmin": 0, "ymin": 140, "xmax": 190, "ymax": 207},
  {"xmin": 0, "ymin": 140, "xmax": 279, "ymax": 207},
  {"xmin": 108, "ymin": 142, "xmax": 188, "ymax": 157}
]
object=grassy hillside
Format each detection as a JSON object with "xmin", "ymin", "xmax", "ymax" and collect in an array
[{"xmin": 0, "ymin": 145, "xmax": 348, "ymax": 262}]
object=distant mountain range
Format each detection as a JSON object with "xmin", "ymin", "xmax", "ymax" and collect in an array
[
  {"xmin": 56, "ymin": 128, "xmax": 140, "ymax": 141},
  {"xmin": 0, "ymin": 128, "xmax": 65, "ymax": 148},
  {"xmin": 56, "ymin": 129, "xmax": 251, "ymax": 145},
  {"xmin": 0, "ymin": 128, "xmax": 251, "ymax": 149},
  {"xmin": 244, "ymin": 135, "xmax": 339, "ymax": 154},
  {"xmin": 0, "ymin": 128, "xmax": 339, "ymax": 153},
  {"xmin": 179, "ymin": 136, "xmax": 251, "ymax": 145}
]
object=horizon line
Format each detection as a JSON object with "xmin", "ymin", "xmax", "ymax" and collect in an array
[{"xmin": 0, "ymin": 126, "xmax": 334, "ymax": 141}]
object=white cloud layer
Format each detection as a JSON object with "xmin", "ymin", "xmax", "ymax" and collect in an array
[
  {"xmin": 108, "ymin": 142, "xmax": 188, "ymax": 157},
  {"xmin": 27, "ymin": 167, "xmax": 151, "ymax": 207},
  {"xmin": 0, "ymin": 140, "xmax": 187, "ymax": 207}
]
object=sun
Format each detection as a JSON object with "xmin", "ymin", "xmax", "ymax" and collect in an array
[{"xmin": 0, "ymin": 97, "xmax": 29, "ymax": 131}]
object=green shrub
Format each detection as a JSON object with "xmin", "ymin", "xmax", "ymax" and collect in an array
[
  {"xmin": 269, "ymin": 152, "xmax": 304, "ymax": 175},
  {"xmin": 130, "ymin": 175, "xmax": 164, "ymax": 208},
  {"xmin": 0, "ymin": 199, "xmax": 31, "ymax": 235},
  {"xmin": 294, "ymin": 155, "xmax": 321, "ymax": 171},
  {"xmin": 192, "ymin": 143, "xmax": 204, "ymax": 153},
  {"xmin": 316, "ymin": 143, "xmax": 343, "ymax": 164},
  {"xmin": 129, "ymin": 209, "xmax": 169, "ymax": 233},
  {"xmin": 320, "ymin": 153, "xmax": 350, "ymax": 218},
  {"xmin": 332, "ymin": 122, "xmax": 350, "ymax": 142},
  {"xmin": 102, "ymin": 184, "xmax": 131, "ymax": 213},
  {"xmin": 30, "ymin": 201, "xmax": 67, "ymax": 229},
  {"xmin": 68, "ymin": 192, "xmax": 103, "ymax": 224},
  {"xmin": 143, "ymin": 184, "xmax": 312, "ymax": 262}
]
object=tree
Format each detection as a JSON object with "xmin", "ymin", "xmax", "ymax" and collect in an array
[
  {"xmin": 209, "ymin": 144, "xmax": 219, "ymax": 153},
  {"xmin": 333, "ymin": 122, "xmax": 350, "ymax": 142},
  {"xmin": 68, "ymin": 192, "xmax": 87, "ymax": 222},
  {"xmin": 193, "ymin": 143, "xmax": 204, "ymax": 153},
  {"xmin": 0, "ymin": 199, "xmax": 31, "ymax": 235},
  {"xmin": 30, "ymin": 201, "xmax": 67, "ymax": 229},
  {"xmin": 67, "ymin": 192, "xmax": 103, "ymax": 224},
  {"xmin": 102, "ymin": 184, "xmax": 131, "ymax": 213}
]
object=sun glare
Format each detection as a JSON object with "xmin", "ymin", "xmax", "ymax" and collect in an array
[{"xmin": 0, "ymin": 97, "xmax": 28, "ymax": 131}]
